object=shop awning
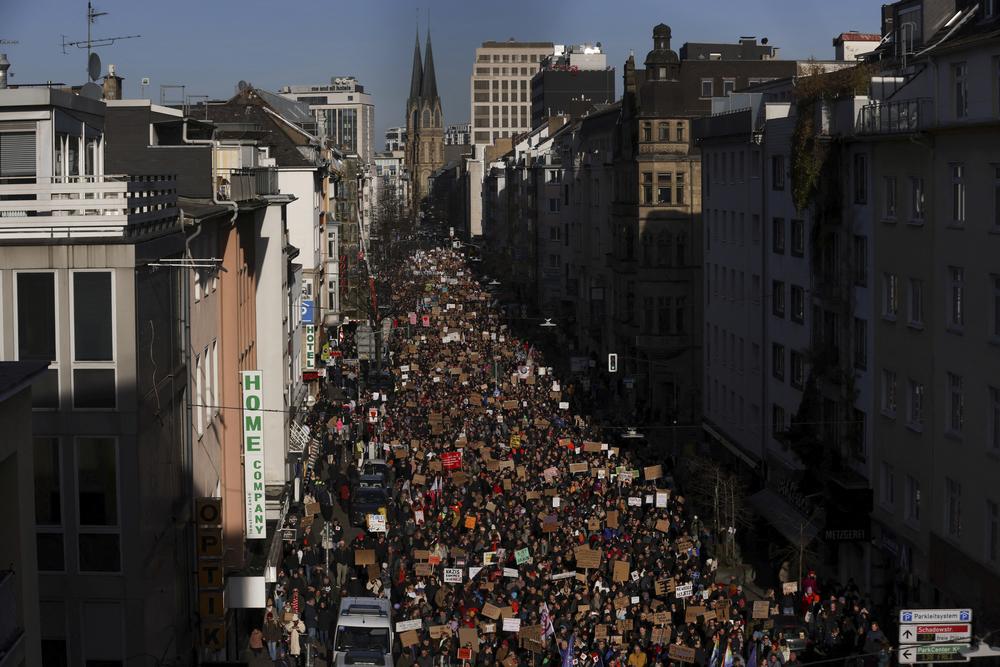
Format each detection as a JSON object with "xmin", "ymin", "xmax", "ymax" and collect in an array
[{"xmin": 748, "ymin": 488, "xmax": 820, "ymax": 548}]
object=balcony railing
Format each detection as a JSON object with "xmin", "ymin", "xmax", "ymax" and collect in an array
[
  {"xmin": 856, "ymin": 98, "xmax": 933, "ymax": 135},
  {"xmin": 0, "ymin": 174, "xmax": 178, "ymax": 239},
  {"xmin": 217, "ymin": 167, "xmax": 279, "ymax": 202}
]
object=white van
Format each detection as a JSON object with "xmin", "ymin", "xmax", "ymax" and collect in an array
[{"xmin": 332, "ymin": 597, "xmax": 393, "ymax": 666}]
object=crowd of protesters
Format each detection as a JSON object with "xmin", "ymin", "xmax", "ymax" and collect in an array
[{"xmin": 250, "ymin": 245, "xmax": 892, "ymax": 667}]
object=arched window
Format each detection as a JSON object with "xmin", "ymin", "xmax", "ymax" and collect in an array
[
  {"xmin": 423, "ymin": 109, "xmax": 431, "ymax": 127},
  {"xmin": 411, "ymin": 111, "xmax": 418, "ymax": 132},
  {"xmin": 434, "ymin": 109, "xmax": 442, "ymax": 127}
]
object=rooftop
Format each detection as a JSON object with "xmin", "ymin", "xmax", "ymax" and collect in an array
[
  {"xmin": 834, "ymin": 32, "xmax": 882, "ymax": 44},
  {"xmin": 479, "ymin": 40, "xmax": 554, "ymax": 49}
]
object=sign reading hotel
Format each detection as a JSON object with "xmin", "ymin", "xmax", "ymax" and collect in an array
[
  {"xmin": 305, "ymin": 325, "xmax": 316, "ymax": 369},
  {"xmin": 241, "ymin": 371, "xmax": 266, "ymax": 539}
]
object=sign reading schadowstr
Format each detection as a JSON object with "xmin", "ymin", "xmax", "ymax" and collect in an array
[{"xmin": 242, "ymin": 371, "xmax": 266, "ymax": 539}]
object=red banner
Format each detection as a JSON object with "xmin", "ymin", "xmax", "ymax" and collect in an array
[{"xmin": 441, "ymin": 451, "xmax": 463, "ymax": 470}]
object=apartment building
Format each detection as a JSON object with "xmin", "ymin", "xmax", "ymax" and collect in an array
[
  {"xmin": 860, "ymin": 0, "xmax": 1000, "ymax": 624},
  {"xmin": 470, "ymin": 40, "xmax": 555, "ymax": 145},
  {"xmin": 280, "ymin": 77, "xmax": 376, "ymax": 163},
  {"xmin": 531, "ymin": 43, "xmax": 615, "ymax": 127},
  {"xmin": 385, "ymin": 126, "xmax": 406, "ymax": 152}
]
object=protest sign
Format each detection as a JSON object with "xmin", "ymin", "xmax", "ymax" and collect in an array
[
  {"xmin": 355, "ymin": 549, "xmax": 375, "ymax": 566},
  {"xmin": 444, "ymin": 568, "xmax": 462, "ymax": 583}
]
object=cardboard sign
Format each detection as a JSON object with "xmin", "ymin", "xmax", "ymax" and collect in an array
[
  {"xmin": 583, "ymin": 440, "xmax": 603, "ymax": 452},
  {"xmin": 655, "ymin": 519, "xmax": 670, "ymax": 533},
  {"xmin": 355, "ymin": 549, "xmax": 375, "ymax": 565},
  {"xmin": 458, "ymin": 628, "xmax": 478, "ymax": 652},
  {"xmin": 644, "ymin": 464, "xmax": 663, "ymax": 480},
  {"xmin": 612, "ymin": 559, "xmax": 630, "ymax": 583},
  {"xmin": 594, "ymin": 624, "xmax": 607, "ymax": 640},
  {"xmin": 782, "ymin": 581, "xmax": 799, "ymax": 594},
  {"xmin": 430, "ymin": 625, "xmax": 452, "ymax": 639},
  {"xmin": 415, "ymin": 562, "xmax": 433, "ymax": 576},
  {"xmin": 752, "ymin": 600, "xmax": 771, "ymax": 619},
  {"xmin": 569, "ymin": 462, "xmax": 588, "ymax": 474},
  {"xmin": 606, "ymin": 510, "xmax": 619, "ymax": 529},
  {"xmin": 653, "ymin": 611, "xmax": 670, "ymax": 625},
  {"xmin": 414, "ymin": 550, "xmax": 430, "ymax": 561},
  {"xmin": 685, "ymin": 605, "xmax": 706, "ymax": 623},
  {"xmin": 465, "ymin": 515, "xmax": 477, "ymax": 530},
  {"xmin": 400, "ymin": 630, "xmax": 420, "ymax": 647},
  {"xmin": 574, "ymin": 547, "xmax": 602, "ymax": 569},
  {"xmin": 613, "ymin": 595, "xmax": 631, "ymax": 610},
  {"xmin": 588, "ymin": 518, "xmax": 602, "ymax": 531},
  {"xmin": 668, "ymin": 644, "xmax": 697, "ymax": 663},
  {"xmin": 482, "ymin": 603, "xmax": 501, "ymax": 620}
]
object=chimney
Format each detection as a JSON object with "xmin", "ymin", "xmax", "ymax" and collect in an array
[
  {"xmin": 102, "ymin": 63, "xmax": 123, "ymax": 100},
  {"xmin": 0, "ymin": 53, "xmax": 10, "ymax": 90}
]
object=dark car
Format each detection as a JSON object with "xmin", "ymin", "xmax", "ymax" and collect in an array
[
  {"xmin": 349, "ymin": 484, "xmax": 389, "ymax": 527},
  {"xmin": 772, "ymin": 614, "xmax": 811, "ymax": 653}
]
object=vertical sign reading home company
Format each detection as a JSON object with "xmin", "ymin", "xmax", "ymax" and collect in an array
[{"xmin": 241, "ymin": 371, "xmax": 266, "ymax": 539}]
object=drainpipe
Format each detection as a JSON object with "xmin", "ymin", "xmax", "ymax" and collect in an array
[{"xmin": 182, "ymin": 118, "xmax": 239, "ymax": 224}]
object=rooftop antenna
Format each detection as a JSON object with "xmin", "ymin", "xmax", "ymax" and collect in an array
[{"xmin": 62, "ymin": 1, "xmax": 141, "ymax": 78}]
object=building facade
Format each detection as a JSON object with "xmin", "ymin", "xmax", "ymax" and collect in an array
[
  {"xmin": 530, "ymin": 43, "xmax": 615, "ymax": 127},
  {"xmin": 470, "ymin": 40, "xmax": 555, "ymax": 145},
  {"xmin": 280, "ymin": 77, "xmax": 376, "ymax": 163}
]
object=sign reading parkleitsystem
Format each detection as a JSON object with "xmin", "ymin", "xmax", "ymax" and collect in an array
[{"xmin": 241, "ymin": 371, "xmax": 266, "ymax": 539}]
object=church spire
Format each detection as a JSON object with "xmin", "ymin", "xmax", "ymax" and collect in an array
[
  {"xmin": 409, "ymin": 27, "xmax": 423, "ymax": 102},
  {"xmin": 420, "ymin": 26, "xmax": 438, "ymax": 101}
]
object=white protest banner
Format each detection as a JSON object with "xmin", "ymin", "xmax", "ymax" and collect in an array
[
  {"xmin": 656, "ymin": 492, "xmax": 669, "ymax": 508},
  {"xmin": 396, "ymin": 619, "xmax": 423, "ymax": 632},
  {"xmin": 627, "ymin": 497, "xmax": 642, "ymax": 507},
  {"xmin": 559, "ymin": 401, "xmax": 569, "ymax": 410},
  {"xmin": 503, "ymin": 567, "xmax": 519, "ymax": 578},
  {"xmin": 676, "ymin": 582, "xmax": 694, "ymax": 599},
  {"xmin": 645, "ymin": 495, "xmax": 654, "ymax": 504},
  {"xmin": 444, "ymin": 568, "xmax": 463, "ymax": 583},
  {"xmin": 367, "ymin": 514, "xmax": 387, "ymax": 533},
  {"xmin": 502, "ymin": 618, "xmax": 521, "ymax": 632},
  {"xmin": 550, "ymin": 571, "xmax": 576, "ymax": 581}
]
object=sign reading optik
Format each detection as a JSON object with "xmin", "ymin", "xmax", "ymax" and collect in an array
[{"xmin": 241, "ymin": 371, "xmax": 266, "ymax": 539}]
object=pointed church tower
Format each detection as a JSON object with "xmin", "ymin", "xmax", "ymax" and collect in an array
[{"xmin": 404, "ymin": 24, "xmax": 444, "ymax": 211}]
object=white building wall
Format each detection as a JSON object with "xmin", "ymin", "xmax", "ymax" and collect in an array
[{"xmin": 254, "ymin": 205, "xmax": 290, "ymax": 485}]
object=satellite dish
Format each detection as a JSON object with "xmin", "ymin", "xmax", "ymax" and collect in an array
[
  {"xmin": 237, "ymin": 80, "xmax": 249, "ymax": 92},
  {"xmin": 761, "ymin": 37, "xmax": 769, "ymax": 45},
  {"xmin": 80, "ymin": 81, "xmax": 103, "ymax": 99},
  {"xmin": 88, "ymin": 52, "xmax": 101, "ymax": 81}
]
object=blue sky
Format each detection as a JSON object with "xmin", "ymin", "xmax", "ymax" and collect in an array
[{"xmin": 2, "ymin": 0, "xmax": 877, "ymax": 145}]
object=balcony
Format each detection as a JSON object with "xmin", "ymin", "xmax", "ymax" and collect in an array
[
  {"xmin": 856, "ymin": 98, "xmax": 933, "ymax": 135},
  {"xmin": 217, "ymin": 167, "xmax": 279, "ymax": 202},
  {"xmin": 0, "ymin": 175, "xmax": 177, "ymax": 239}
]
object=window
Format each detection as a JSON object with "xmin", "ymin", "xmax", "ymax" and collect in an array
[
  {"xmin": 882, "ymin": 273, "xmax": 899, "ymax": 319},
  {"xmin": 790, "ymin": 219, "xmax": 804, "ymax": 257},
  {"xmin": 548, "ymin": 198, "xmax": 559, "ymax": 212},
  {"xmin": 911, "ymin": 177, "xmax": 926, "ymax": 221},
  {"xmin": 853, "ymin": 153, "xmax": 868, "ymax": 204},
  {"xmin": 946, "ymin": 478, "xmax": 962, "ymax": 538},
  {"xmin": 657, "ymin": 173, "xmax": 673, "ymax": 204},
  {"xmin": 908, "ymin": 278, "xmax": 924, "ymax": 327},
  {"xmin": 0, "ymin": 131, "xmax": 37, "ymax": 177},
  {"xmin": 675, "ymin": 123, "xmax": 685, "ymax": 143},
  {"xmin": 771, "ymin": 155, "xmax": 785, "ymax": 190},
  {"xmin": 772, "ymin": 404, "xmax": 785, "ymax": 435},
  {"xmin": 772, "ymin": 280, "xmax": 785, "ymax": 318},
  {"xmin": 948, "ymin": 266, "xmax": 964, "ymax": 329},
  {"xmin": 952, "ymin": 62, "xmax": 968, "ymax": 118},
  {"xmin": 700, "ymin": 78, "xmax": 714, "ymax": 98},
  {"xmin": 675, "ymin": 296, "xmax": 685, "ymax": 332},
  {"xmin": 15, "ymin": 272, "xmax": 59, "ymax": 409},
  {"xmin": 881, "ymin": 368, "xmax": 897, "ymax": 417},
  {"xmin": 951, "ymin": 164, "xmax": 966, "ymax": 225},
  {"xmin": 947, "ymin": 372, "xmax": 964, "ymax": 435},
  {"xmin": 788, "ymin": 285, "xmax": 804, "ymax": 323},
  {"xmin": 883, "ymin": 176, "xmax": 897, "ymax": 218},
  {"xmin": 903, "ymin": 476, "xmax": 920, "ymax": 525},
  {"xmin": 751, "ymin": 274, "xmax": 761, "ymax": 305},
  {"xmin": 642, "ymin": 172, "xmax": 653, "ymax": 204},
  {"xmin": 76, "ymin": 437, "xmax": 121, "ymax": 572},
  {"xmin": 658, "ymin": 122, "xmax": 670, "ymax": 140},
  {"xmin": 990, "ymin": 387, "xmax": 1000, "ymax": 452},
  {"xmin": 879, "ymin": 461, "xmax": 895, "ymax": 507},
  {"xmin": 790, "ymin": 351, "xmax": 805, "ymax": 389},
  {"xmin": 772, "ymin": 218, "xmax": 785, "ymax": 254},
  {"xmin": 194, "ymin": 352, "xmax": 203, "ymax": 437},
  {"xmin": 642, "ymin": 122, "xmax": 652, "ymax": 142},
  {"xmin": 34, "ymin": 437, "xmax": 64, "ymax": 572},
  {"xmin": 752, "ymin": 215, "xmax": 760, "ymax": 244},
  {"xmin": 72, "ymin": 271, "xmax": 115, "ymax": 409},
  {"xmin": 657, "ymin": 297, "xmax": 671, "ymax": 333},
  {"xmin": 908, "ymin": 380, "xmax": 925, "ymax": 430},
  {"xmin": 853, "ymin": 235, "xmax": 868, "ymax": 286},
  {"xmin": 854, "ymin": 318, "xmax": 867, "ymax": 370},
  {"xmin": 772, "ymin": 343, "xmax": 785, "ymax": 381},
  {"xmin": 675, "ymin": 172, "xmax": 685, "ymax": 204},
  {"xmin": 722, "ymin": 78, "xmax": 736, "ymax": 96}
]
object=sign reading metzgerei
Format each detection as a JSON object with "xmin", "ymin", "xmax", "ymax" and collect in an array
[{"xmin": 241, "ymin": 371, "xmax": 266, "ymax": 539}]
